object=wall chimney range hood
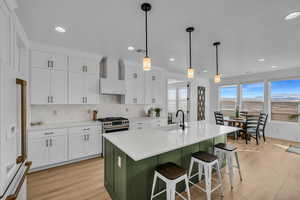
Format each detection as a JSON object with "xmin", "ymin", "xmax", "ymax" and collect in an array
[{"xmin": 100, "ymin": 57, "xmax": 126, "ymax": 95}]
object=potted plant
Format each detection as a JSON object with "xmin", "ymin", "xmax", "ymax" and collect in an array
[
  {"xmin": 154, "ymin": 108, "xmax": 162, "ymax": 117},
  {"xmin": 148, "ymin": 108, "xmax": 155, "ymax": 117}
]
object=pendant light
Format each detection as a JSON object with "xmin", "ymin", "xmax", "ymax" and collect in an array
[
  {"xmin": 213, "ymin": 41, "xmax": 221, "ymax": 83},
  {"xmin": 186, "ymin": 27, "xmax": 195, "ymax": 78},
  {"xmin": 141, "ymin": 3, "xmax": 152, "ymax": 71}
]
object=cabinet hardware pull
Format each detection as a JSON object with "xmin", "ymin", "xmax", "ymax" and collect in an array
[
  {"xmin": 82, "ymin": 97, "xmax": 85, "ymax": 103},
  {"xmin": 48, "ymin": 96, "xmax": 51, "ymax": 103},
  {"xmin": 85, "ymin": 66, "xmax": 88, "ymax": 72},
  {"xmin": 83, "ymin": 128, "xmax": 90, "ymax": 131},
  {"xmin": 48, "ymin": 60, "xmax": 54, "ymax": 68},
  {"xmin": 46, "ymin": 139, "xmax": 48, "ymax": 147},
  {"xmin": 83, "ymin": 134, "xmax": 86, "ymax": 141},
  {"xmin": 50, "ymin": 138, "xmax": 53, "ymax": 147},
  {"xmin": 44, "ymin": 132, "xmax": 54, "ymax": 135},
  {"xmin": 85, "ymin": 97, "xmax": 87, "ymax": 103},
  {"xmin": 87, "ymin": 134, "xmax": 90, "ymax": 140},
  {"xmin": 51, "ymin": 96, "xmax": 54, "ymax": 103}
]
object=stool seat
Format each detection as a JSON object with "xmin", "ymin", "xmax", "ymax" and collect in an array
[
  {"xmin": 192, "ymin": 151, "xmax": 218, "ymax": 163},
  {"xmin": 214, "ymin": 143, "xmax": 237, "ymax": 151},
  {"xmin": 156, "ymin": 162, "xmax": 186, "ymax": 180}
]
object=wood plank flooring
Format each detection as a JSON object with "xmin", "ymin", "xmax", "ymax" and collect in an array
[{"xmin": 27, "ymin": 138, "xmax": 300, "ymax": 200}]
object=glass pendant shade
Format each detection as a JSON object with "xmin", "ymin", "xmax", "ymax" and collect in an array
[
  {"xmin": 187, "ymin": 68, "xmax": 194, "ymax": 79},
  {"xmin": 143, "ymin": 56, "xmax": 151, "ymax": 71},
  {"xmin": 214, "ymin": 74, "xmax": 221, "ymax": 83}
]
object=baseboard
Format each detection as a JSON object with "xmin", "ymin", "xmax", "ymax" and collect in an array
[{"xmin": 28, "ymin": 154, "xmax": 102, "ymax": 173}]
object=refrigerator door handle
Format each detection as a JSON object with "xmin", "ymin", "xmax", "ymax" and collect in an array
[{"xmin": 16, "ymin": 79, "xmax": 27, "ymax": 164}]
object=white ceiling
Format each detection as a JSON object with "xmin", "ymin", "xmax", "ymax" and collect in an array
[{"xmin": 16, "ymin": 0, "xmax": 300, "ymax": 78}]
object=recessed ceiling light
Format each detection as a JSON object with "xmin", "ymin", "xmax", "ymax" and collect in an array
[
  {"xmin": 285, "ymin": 12, "xmax": 300, "ymax": 20},
  {"xmin": 271, "ymin": 66, "xmax": 279, "ymax": 69},
  {"xmin": 257, "ymin": 58, "xmax": 265, "ymax": 62},
  {"xmin": 54, "ymin": 26, "xmax": 66, "ymax": 33},
  {"xmin": 169, "ymin": 58, "xmax": 175, "ymax": 62},
  {"xmin": 203, "ymin": 69, "xmax": 208, "ymax": 73},
  {"xmin": 128, "ymin": 46, "xmax": 135, "ymax": 51}
]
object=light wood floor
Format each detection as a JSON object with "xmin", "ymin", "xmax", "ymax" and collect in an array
[{"xmin": 27, "ymin": 138, "xmax": 300, "ymax": 200}]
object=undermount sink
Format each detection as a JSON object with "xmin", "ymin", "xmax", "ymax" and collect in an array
[{"xmin": 160, "ymin": 124, "xmax": 190, "ymax": 131}]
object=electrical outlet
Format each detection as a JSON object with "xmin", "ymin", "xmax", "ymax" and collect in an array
[{"xmin": 118, "ymin": 156, "xmax": 122, "ymax": 168}]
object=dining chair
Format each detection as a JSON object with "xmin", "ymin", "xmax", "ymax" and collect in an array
[
  {"xmin": 245, "ymin": 115, "xmax": 260, "ymax": 145},
  {"xmin": 214, "ymin": 111, "xmax": 224, "ymax": 125},
  {"xmin": 258, "ymin": 113, "xmax": 268, "ymax": 142},
  {"xmin": 239, "ymin": 111, "xmax": 248, "ymax": 118}
]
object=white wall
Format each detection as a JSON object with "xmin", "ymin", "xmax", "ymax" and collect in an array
[{"xmin": 209, "ymin": 67, "xmax": 300, "ymax": 142}]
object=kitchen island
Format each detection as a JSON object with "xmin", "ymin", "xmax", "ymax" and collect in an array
[{"xmin": 103, "ymin": 122, "xmax": 239, "ymax": 200}]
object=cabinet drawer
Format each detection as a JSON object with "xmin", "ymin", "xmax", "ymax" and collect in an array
[
  {"xmin": 29, "ymin": 128, "xmax": 68, "ymax": 138},
  {"xmin": 31, "ymin": 50, "xmax": 67, "ymax": 70},
  {"xmin": 69, "ymin": 126, "xmax": 96, "ymax": 134}
]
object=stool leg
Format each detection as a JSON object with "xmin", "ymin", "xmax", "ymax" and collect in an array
[
  {"xmin": 235, "ymin": 151, "xmax": 243, "ymax": 181},
  {"xmin": 184, "ymin": 175, "xmax": 191, "ymax": 200},
  {"xmin": 198, "ymin": 163, "xmax": 203, "ymax": 182},
  {"xmin": 188, "ymin": 158, "xmax": 194, "ymax": 179},
  {"xmin": 166, "ymin": 183, "xmax": 171, "ymax": 200},
  {"xmin": 227, "ymin": 154, "xmax": 234, "ymax": 190},
  {"xmin": 216, "ymin": 161, "xmax": 224, "ymax": 196},
  {"xmin": 170, "ymin": 182, "xmax": 176, "ymax": 200},
  {"xmin": 204, "ymin": 165, "xmax": 212, "ymax": 200},
  {"xmin": 150, "ymin": 172, "xmax": 158, "ymax": 200}
]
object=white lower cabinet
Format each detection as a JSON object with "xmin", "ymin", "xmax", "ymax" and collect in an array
[
  {"xmin": 69, "ymin": 126, "xmax": 102, "ymax": 160},
  {"xmin": 29, "ymin": 125, "xmax": 102, "ymax": 170},
  {"xmin": 28, "ymin": 129, "xmax": 68, "ymax": 169}
]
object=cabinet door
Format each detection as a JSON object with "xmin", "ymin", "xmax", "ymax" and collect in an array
[
  {"xmin": 28, "ymin": 137, "xmax": 49, "ymax": 168},
  {"xmin": 69, "ymin": 72, "xmax": 84, "ymax": 104},
  {"xmin": 31, "ymin": 68, "xmax": 51, "ymax": 104},
  {"xmin": 85, "ymin": 74, "xmax": 99, "ymax": 104},
  {"xmin": 31, "ymin": 50, "xmax": 67, "ymax": 70},
  {"xmin": 144, "ymin": 71, "xmax": 153, "ymax": 104},
  {"xmin": 48, "ymin": 134, "xmax": 68, "ymax": 164},
  {"xmin": 69, "ymin": 56, "xmax": 86, "ymax": 73},
  {"xmin": 125, "ymin": 67, "xmax": 136, "ymax": 104},
  {"xmin": 69, "ymin": 132, "xmax": 86, "ymax": 160},
  {"xmin": 0, "ymin": 3, "xmax": 11, "ymax": 64},
  {"xmin": 152, "ymin": 70, "xmax": 163, "ymax": 105},
  {"xmin": 51, "ymin": 70, "xmax": 67, "ymax": 104},
  {"xmin": 86, "ymin": 131, "xmax": 102, "ymax": 156}
]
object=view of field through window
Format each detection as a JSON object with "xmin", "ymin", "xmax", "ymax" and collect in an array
[
  {"xmin": 271, "ymin": 79, "xmax": 300, "ymax": 122},
  {"xmin": 219, "ymin": 79, "xmax": 300, "ymax": 122},
  {"xmin": 241, "ymin": 82, "xmax": 264, "ymax": 115},
  {"xmin": 220, "ymin": 85, "xmax": 237, "ymax": 117}
]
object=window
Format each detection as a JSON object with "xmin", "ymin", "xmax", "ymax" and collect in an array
[
  {"xmin": 241, "ymin": 82, "xmax": 264, "ymax": 114},
  {"xmin": 219, "ymin": 85, "xmax": 237, "ymax": 117},
  {"xmin": 270, "ymin": 79, "xmax": 300, "ymax": 122},
  {"xmin": 178, "ymin": 88, "xmax": 187, "ymax": 111},
  {"xmin": 168, "ymin": 88, "xmax": 177, "ymax": 112}
]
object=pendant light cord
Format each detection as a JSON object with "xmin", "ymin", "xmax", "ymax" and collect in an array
[
  {"xmin": 145, "ymin": 10, "xmax": 148, "ymax": 57},
  {"xmin": 216, "ymin": 44, "xmax": 219, "ymax": 75},
  {"xmin": 189, "ymin": 31, "xmax": 192, "ymax": 68}
]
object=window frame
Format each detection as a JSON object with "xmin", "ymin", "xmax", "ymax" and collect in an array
[
  {"xmin": 218, "ymin": 84, "xmax": 238, "ymax": 116},
  {"xmin": 268, "ymin": 78, "xmax": 300, "ymax": 123},
  {"xmin": 217, "ymin": 77, "xmax": 300, "ymax": 124},
  {"xmin": 240, "ymin": 82, "xmax": 265, "ymax": 114}
]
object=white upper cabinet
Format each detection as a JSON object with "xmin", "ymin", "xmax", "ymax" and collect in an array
[
  {"xmin": 68, "ymin": 56, "xmax": 99, "ymax": 104},
  {"xmin": 31, "ymin": 50, "xmax": 67, "ymax": 71},
  {"xmin": 145, "ymin": 68, "xmax": 164, "ymax": 105},
  {"xmin": 30, "ymin": 50, "xmax": 68, "ymax": 104},
  {"xmin": 0, "ymin": 2, "xmax": 11, "ymax": 65},
  {"xmin": 123, "ymin": 63, "xmax": 145, "ymax": 104},
  {"xmin": 31, "ymin": 68, "xmax": 51, "ymax": 104},
  {"xmin": 69, "ymin": 56, "xmax": 99, "ymax": 74},
  {"xmin": 31, "ymin": 68, "xmax": 67, "ymax": 104}
]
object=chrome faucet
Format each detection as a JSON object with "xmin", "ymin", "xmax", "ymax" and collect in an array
[{"xmin": 176, "ymin": 109, "xmax": 185, "ymax": 130}]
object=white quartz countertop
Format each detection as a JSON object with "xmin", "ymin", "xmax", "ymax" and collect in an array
[
  {"xmin": 104, "ymin": 121, "xmax": 240, "ymax": 161},
  {"xmin": 29, "ymin": 120, "xmax": 100, "ymax": 131}
]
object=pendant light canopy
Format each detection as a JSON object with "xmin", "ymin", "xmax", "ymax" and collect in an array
[
  {"xmin": 141, "ymin": 3, "xmax": 152, "ymax": 71},
  {"xmin": 186, "ymin": 27, "xmax": 195, "ymax": 79},
  {"xmin": 213, "ymin": 41, "xmax": 221, "ymax": 83}
]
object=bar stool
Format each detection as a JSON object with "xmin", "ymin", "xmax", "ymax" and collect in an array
[
  {"xmin": 214, "ymin": 143, "xmax": 243, "ymax": 189},
  {"xmin": 151, "ymin": 162, "xmax": 191, "ymax": 200},
  {"xmin": 188, "ymin": 151, "xmax": 224, "ymax": 200}
]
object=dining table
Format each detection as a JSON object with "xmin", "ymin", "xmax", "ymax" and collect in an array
[{"xmin": 223, "ymin": 116, "xmax": 247, "ymax": 139}]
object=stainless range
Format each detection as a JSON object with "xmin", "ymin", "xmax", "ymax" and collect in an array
[
  {"xmin": 97, "ymin": 117, "xmax": 129, "ymax": 156},
  {"xmin": 98, "ymin": 117, "xmax": 129, "ymax": 133}
]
